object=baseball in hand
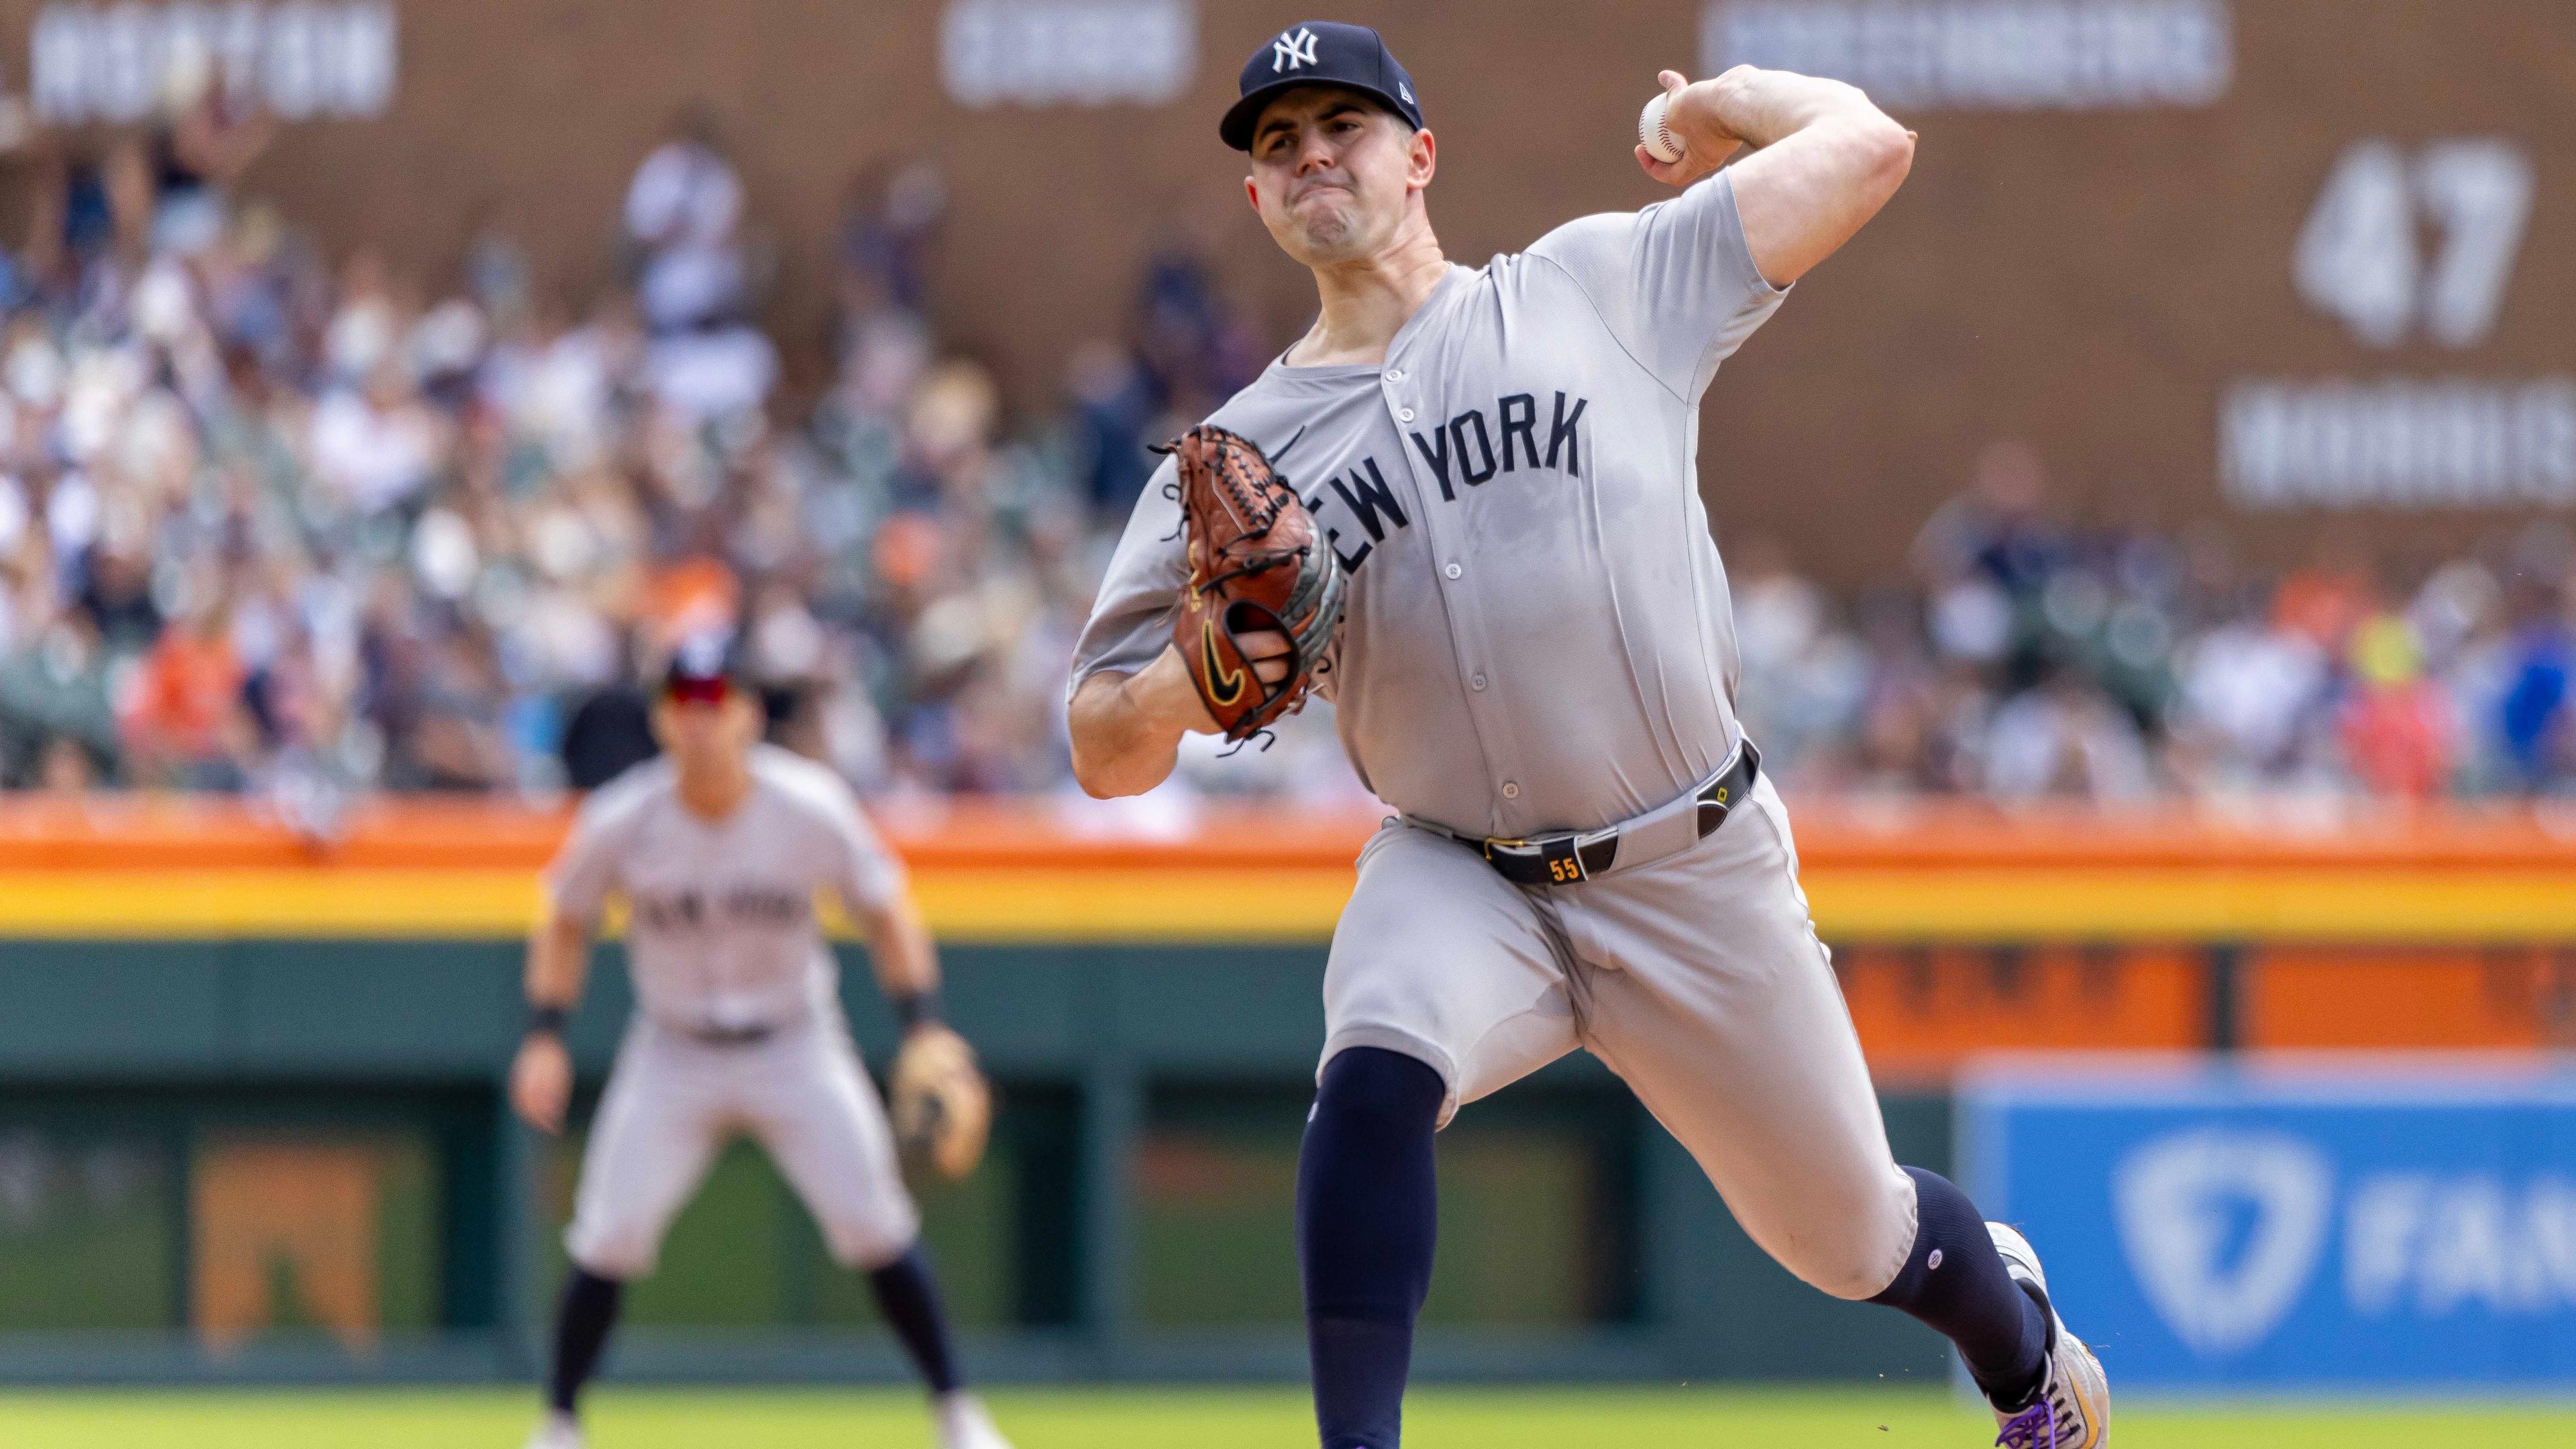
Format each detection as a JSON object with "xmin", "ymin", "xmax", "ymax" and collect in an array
[{"xmin": 1639, "ymin": 91, "xmax": 1683, "ymax": 164}]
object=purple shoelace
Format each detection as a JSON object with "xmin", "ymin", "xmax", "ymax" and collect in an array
[{"xmin": 1994, "ymin": 1401, "xmax": 2058, "ymax": 1449}]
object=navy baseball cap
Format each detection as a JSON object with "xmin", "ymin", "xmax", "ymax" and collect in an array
[
  {"xmin": 660, "ymin": 633, "xmax": 746, "ymax": 704},
  {"xmin": 1221, "ymin": 21, "xmax": 1424, "ymax": 152}
]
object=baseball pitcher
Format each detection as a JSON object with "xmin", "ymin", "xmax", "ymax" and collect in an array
[
  {"xmin": 511, "ymin": 649, "xmax": 1008, "ymax": 1449},
  {"xmin": 1068, "ymin": 21, "xmax": 2108, "ymax": 1449}
]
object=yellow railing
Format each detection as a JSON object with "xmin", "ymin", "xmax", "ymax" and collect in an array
[{"xmin": 1, "ymin": 794, "xmax": 2573, "ymax": 943}]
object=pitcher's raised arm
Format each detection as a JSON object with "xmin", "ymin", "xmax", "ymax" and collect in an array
[{"xmin": 1638, "ymin": 65, "xmax": 1914, "ymax": 288}]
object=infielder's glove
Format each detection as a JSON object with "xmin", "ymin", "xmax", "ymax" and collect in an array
[
  {"xmin": 1163, "ymin": 424, "xmax": 1347, "ymax": 742},
  {"xmin": 890, "ymin": 1025, "xmax": 992, "ymax": 1181}
]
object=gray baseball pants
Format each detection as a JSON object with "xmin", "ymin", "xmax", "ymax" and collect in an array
[
  {"xmin": 566, "ymin": 1010, "xmax": 920, "ymax": 1279},
  {"xmin": 1320, "ymin": 772, "xmax": 1919, "ymax": 1300}
]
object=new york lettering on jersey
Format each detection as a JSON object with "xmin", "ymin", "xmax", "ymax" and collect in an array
[
  {"xmin": 1299, "ymin": 391, "xmax": 1590, "ymax": 571},
  {"xmin": 629, "ymin": 884, "xmax": 809, "ymax": 934}
]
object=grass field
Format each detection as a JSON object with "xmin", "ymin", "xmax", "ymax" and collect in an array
[{"xmin": 2, "ymin": 1387, "xmax": 2570, "ymax": 1448}]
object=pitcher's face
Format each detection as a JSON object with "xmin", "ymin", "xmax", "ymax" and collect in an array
[{"xmin": 1246, "ymin": 89, "xmax": 1434, "ymax": 266}]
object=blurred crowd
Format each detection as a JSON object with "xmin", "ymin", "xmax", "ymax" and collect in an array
[
  {"xmin": 0, "ymin": 95, "xmax": 1356, "ymax": 820},
  {"xmin": 1737, "ymin": 441, "xmax": 2576, "ymax": 803},
  {"xmin": 0, "ymin": 94, "xmax": 2569, "ymax": 814}
]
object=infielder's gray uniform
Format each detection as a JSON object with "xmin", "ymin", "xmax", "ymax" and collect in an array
[
  {"xmin": 1073, "ymin": 172, "xmax": 1917, "ymax": 1301},
  {"xmin": 545, "ymin": 745, "xmax": 920, "ymax": 1278}
]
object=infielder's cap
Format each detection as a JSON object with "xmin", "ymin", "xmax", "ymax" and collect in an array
[
  {"xmin": 660, "ymin": 633, "xmax": 745, "ymax": 704},
  {"xmin": 1222, "ymin": 21, "xmax": 1424, "ymax": 152}
]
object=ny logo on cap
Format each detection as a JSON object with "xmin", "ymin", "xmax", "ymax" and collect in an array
[{"xmin": 1272, "ymin": 26, "xmax": 1319, "ymax": 72}]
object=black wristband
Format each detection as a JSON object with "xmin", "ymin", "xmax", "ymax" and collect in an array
[
  {"xmin": 890, "ymin": 991, "xmax": 942, "ymax": 1032},
  {"xmin": 527, "ymin": 1004, "xmax": 570, "ymax": 1038}
]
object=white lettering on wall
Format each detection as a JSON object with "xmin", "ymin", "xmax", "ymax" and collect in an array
[
  {"xmin": 1704, "ymin": 1, "xmax": 2231, "ymax": 110},
  {"xmin": 32, "ymin": 1, "xmax": 397, "ymax": 122},
  {"xmin": 2221, "ymin": 377, "xmax": 2576, "ymax": 509},
  {"xmin": 942, "ymin": 0, "xmax": 1195, "ymax": 109},
  {"xmin": 2296, "ymin": 140, "xmax": 2534, "ymax": 350}
]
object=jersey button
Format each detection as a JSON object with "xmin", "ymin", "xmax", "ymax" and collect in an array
[
  {"xmin": 1501, "ymin": 782, "xmax": 1521, "ymax": 799},
  {"xmin": 1385, "ymin": 368, "xmax": 1405, "ymax": 382},
  {"xmin": 1444, "ymin": 562, "xmax": 1462, "ymax": 580},
  {"xmin": 1471, "ymin": 673, "xmax": 1487, "ymax": 691},
  {"xmin": 1398, "ymin": 407, "xmax": 1416, "ymax": 423}
]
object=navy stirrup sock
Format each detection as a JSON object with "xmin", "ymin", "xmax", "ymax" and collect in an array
[
  {"xmin": 547, "ymin": 1266, "xmax": 625, "ymax": 1415},
  {"xmin": 1869, "ymin": 1167, "xmax": 2048, "ymax": 1406},
  {"xmin": 868, "ymin": 1244, "xmax": 963, "ymax": 1395},
  {"xmin": 1298, "ymin": 1046, "xmax": 1445, "ymax": 1449}
]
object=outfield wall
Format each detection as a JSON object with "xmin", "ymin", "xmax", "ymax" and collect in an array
[{"xmin": 0, "ymin": 798, "xmax": 2567, "ymax": 1383}]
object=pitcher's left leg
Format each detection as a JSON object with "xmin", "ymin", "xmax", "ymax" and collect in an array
[
  {"xmin": 1573, "ymin": 777, "xmax": 2094, "ymax": 1440},
  {"xmin": 1305, "ymin": 822, "xmax": 1582, "ymax": 1449}
]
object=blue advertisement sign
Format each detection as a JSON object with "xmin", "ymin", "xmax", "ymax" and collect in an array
[{"xmin": 1960, "ymin": 1059, "xmax": 2576, "ymax": 1389}]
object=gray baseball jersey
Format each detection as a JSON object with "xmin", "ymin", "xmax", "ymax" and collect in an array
[
  {"xmin": 547, "ymin": 743, "xmax": 906, "ymax": 1034},
  {"xmin": 1073, "ymin": 171, "xmax": 1787, "ymax": 840}
]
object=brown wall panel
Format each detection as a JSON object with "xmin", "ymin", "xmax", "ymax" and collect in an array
[{"xmin": 3, "ymin": 1, "xmax": 2570, "ymax": 576}]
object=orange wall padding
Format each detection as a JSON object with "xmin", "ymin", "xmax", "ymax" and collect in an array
[{"xmin": 3, "ymin": 795, "xmax": 2574, "ymax": 873}]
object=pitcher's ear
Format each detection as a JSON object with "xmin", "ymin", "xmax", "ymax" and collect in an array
[{"xmin": 1244, "ymin": 176, "xmax": 1261, "ymax": 213}]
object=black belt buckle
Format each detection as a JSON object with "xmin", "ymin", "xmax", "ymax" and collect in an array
[{"xmin": 688, "ymin": 1022, "xmax": 775, "ymax": 1047}]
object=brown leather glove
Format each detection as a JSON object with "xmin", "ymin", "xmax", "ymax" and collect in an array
[
  {"xmin": 889, "ymin": 1024, "xmax": 992, "ymax": 1181},
  {"xmin": 1164, "ymin": 424, "xmax": 1348, "ymax": 741}
]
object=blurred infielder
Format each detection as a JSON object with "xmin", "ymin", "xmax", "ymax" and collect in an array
[
  {"xmin": 511, "ymin": 648, "xmax": 1009, "ymax": 1449},
  {"xmin": 1069, "ymin": 21, "xmax": 2108, "ymax": 1449}
]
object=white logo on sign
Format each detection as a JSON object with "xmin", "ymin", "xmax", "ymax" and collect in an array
[
  {"xmin": 1273, "ymin": 25, "xmax": 1319, "ymax": 72},
  {"xmin": 2114, "ymin": 1128, "xmax": 2332, "ymax": 1357}
]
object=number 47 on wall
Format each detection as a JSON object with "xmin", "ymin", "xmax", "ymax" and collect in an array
[{"xmin": 2293, "ymin": 139, "xmax": 2533, "ymax": 350}]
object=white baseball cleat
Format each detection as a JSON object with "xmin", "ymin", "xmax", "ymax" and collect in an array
[
  {"xmin": 1986, "ymin": 1222, "xmax": 2110, "ymax": 1448},
  {"xmin": 934, "ymin": 1391, "xmax": 1014, "ymax": 1449},
  {"xmin": 521, "ymin": 1410, "xmax": 584, "ymax": 1449}
]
